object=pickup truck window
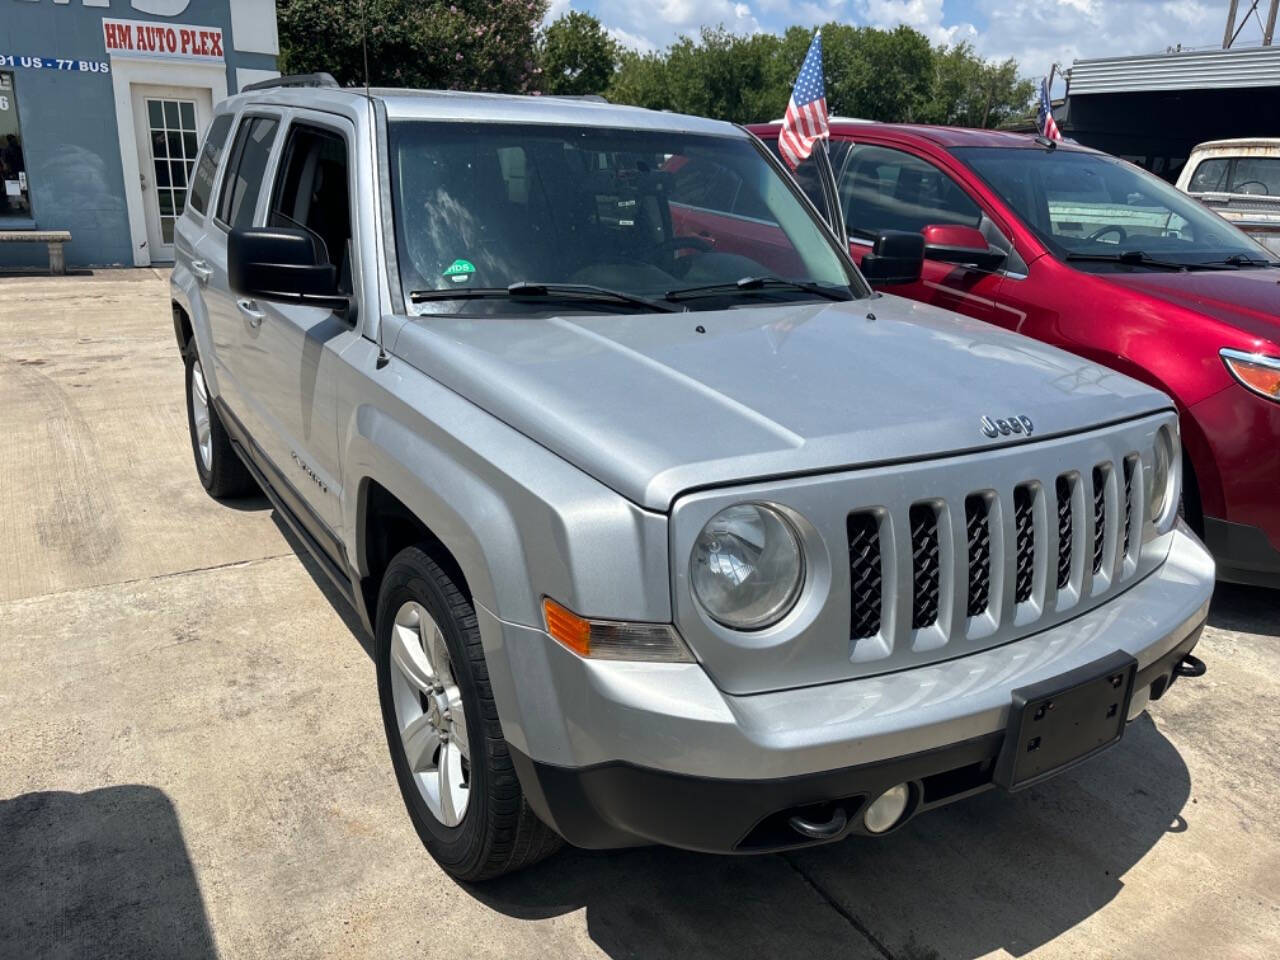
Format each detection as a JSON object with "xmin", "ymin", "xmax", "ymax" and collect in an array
[
  {"xmin": 269, "ymin": 124, "xmax": 353, "ymax": 293},
  {"xmin": 839, "ymin": 144, "xmax": 982, "ymax": 239},
  {"xmin": 958, "ymin": 146, "xmax": 1273, "ymax": 269},
  {"xmin": 1230, "ymin": 157, "xmax": 1280, "ymax": 196},
  {"xmin": 217, "ymin": 116, "xmax": 278, "ymax": 230},
  {"xmin": 388, "ymin": 121, "xmax": 861, "ymax": 314},
  {"xmin": 188, "ymin": 113, "xmax": 233, "ymax": 216},
  {"xmin": 1188, "ymin": 157, "xmax": 1229, "ymax": 193}
]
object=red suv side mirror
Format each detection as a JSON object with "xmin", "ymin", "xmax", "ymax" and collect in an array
[{"xmin": 922, "ymin": 224, "xmax": 1007, "ymax": 272}]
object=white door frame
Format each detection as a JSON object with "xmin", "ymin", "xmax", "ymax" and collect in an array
[{"xmin": 109, "ymin": 57, "xmax": 227, "ymax": 266}]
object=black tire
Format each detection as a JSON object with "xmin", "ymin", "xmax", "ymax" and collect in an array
[
  {"xmin": 375, "ymin": 545, "xmax": 562, "ymax": 881},
  {"xmin": 183, "ymin": 345, "xmax": 255, "ymax": 500}
]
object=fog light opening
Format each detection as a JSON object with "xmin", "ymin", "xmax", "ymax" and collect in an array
[{"xmin": 863, "ymin": 783, "xmax": 910, "ymax": 834}]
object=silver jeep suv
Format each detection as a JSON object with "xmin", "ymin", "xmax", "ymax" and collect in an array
[{"xmin": 171, "ymin": 75, "xmax": 1214, "ymax": 881}]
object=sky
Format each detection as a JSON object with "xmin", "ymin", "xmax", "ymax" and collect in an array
[{"xmin": 545, "ymin": 1, "xmax": 1263, "ymax": 89}]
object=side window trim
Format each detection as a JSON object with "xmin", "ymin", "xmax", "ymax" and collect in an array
[{"xmin": 212, "ymin": 108, "xmax": 284, "ymax": 233}]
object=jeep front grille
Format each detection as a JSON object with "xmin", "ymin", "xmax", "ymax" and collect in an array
[
  {"xmin": 1013, "ymin": 485, "xmax": 1036, "ymax": 604},
  {"xmin": 964, "ymin": 495, "xmax": 991, "ymax": 617},
  {"xmin": 846, "ymin": 449, "xmax": 1145, "ymax": 648},
  {"xmin": 1055, "ymin": 475, "xmax": 1073, "ymax": 590},
  {"xmin": 1092, "ymin": 465, "xmax": 1107, "ymax": 574},
  {"xmin": 1122, "ymin": 456, "xmax": 1137, "ymax": 557},
  {"xmin": 910, "ymin": 503, "xmax": 941, "ymax": 629},
  {"xmin": 847, "ymin": 512, "xmax": 882, "ymax": 640}
]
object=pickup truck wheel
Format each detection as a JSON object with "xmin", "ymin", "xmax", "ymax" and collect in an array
[
  {"xmin": 184, "ymin": 348, "xmax": 255, "ymax": 499},
  {"xmin": 376, "ymin": 546, "xmax": 563, "ymax": 881}
]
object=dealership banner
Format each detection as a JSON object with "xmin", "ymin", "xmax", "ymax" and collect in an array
[{"xmin": 102, "ymin": 18, "xmax": 224, "ymax": 62}]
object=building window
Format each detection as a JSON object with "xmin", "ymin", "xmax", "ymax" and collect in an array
[
  {"xmin": 0, "ymin": 71, "xmax": 32, "ymax": 217},
  {"xmin": 145, "ymin": 97, "xmax": 201, "ymax": 244}
]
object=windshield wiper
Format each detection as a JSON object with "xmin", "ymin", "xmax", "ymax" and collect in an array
[
  {"xmin": 409, "ymin": 282, "xmax": 682, "ymax": 313},
  {"xmin": 1202, "ymin": 254, "xmax": 1280, "ymax": 268},
  {"xmin": 665, "ymin": 276, "xmax": 853, "ymax": 302},
  {"xmin": 1064, "ymin": 251, "xmax": 1233, "ymax": 271}
]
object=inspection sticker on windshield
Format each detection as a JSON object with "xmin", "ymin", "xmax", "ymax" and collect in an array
[{"xmin": 443, "ymin": 259, "xmax": 475, "ymax": 284}]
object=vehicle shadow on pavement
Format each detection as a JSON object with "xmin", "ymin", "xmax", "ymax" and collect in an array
[
  {"xmin": 471, "ymin": 716, "xmax": 1191, "ymax": 960},
  {"xmin": 1208, "ymin": 582, "xmax": 1280, "ymax": 638},
  {"xmin": 0, "ymin": 785, "xmax": 217, "ymax": 960}
]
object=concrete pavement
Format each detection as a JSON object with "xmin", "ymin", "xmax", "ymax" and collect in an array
[{"xmin": 2, "ymin": 271, "xmax": 1278, "ymax": 960}]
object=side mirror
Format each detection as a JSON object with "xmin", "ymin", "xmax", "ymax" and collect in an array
[
  {"xmin": 227, "ymin": 227, "xmax": 349, "ymax": 312},
  {"xmin": 858, "ymin": 230, "xmax": 925, "ymax": 287},
  {"xmin": 922, "ymin": 224, "xmax": 1007, "ymax": 271}
]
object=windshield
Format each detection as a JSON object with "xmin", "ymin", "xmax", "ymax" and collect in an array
[
  {"xmin": 954, "ymin": 146, "xmax": 1276, "ymax": 269},
  {"xmin": 388, "ymin": 121, "xmax": 863, "ymax": 314}
]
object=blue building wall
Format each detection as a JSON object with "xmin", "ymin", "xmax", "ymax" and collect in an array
[{"xmin": 0, "ymin": 0, "xmax": 276, "ymax": 268}]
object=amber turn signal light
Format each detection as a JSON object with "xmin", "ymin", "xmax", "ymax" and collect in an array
[
  {"xmin": 1222, "ymin": 349, "xmax": 1280, "ymax": 401},
  {"xmin": 541, "ymin": 598, "xmax": 694, "ymax": 663},
  {"xmin": 543, "ymin": 598, "xmax": 593, "ymax": 657}
]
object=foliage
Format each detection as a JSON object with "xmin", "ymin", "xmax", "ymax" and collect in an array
[
  {"xmin": 277, "ymin": 5, "xmax": 1035, "ymax": 127},
  {"xmin": 277, "ymin": 0, "xmax": 548, "ymax": 93},
  {"xmin": 921, "ymin": 42, "xmax": 1037, "ymax": 128},
  {"xmin": 608, "ymin": 22, "xmax": 1035, "ymax": 128},
  {"xmin": 537, "ymin": 11, "xmax": 619, "ymax": 96}
]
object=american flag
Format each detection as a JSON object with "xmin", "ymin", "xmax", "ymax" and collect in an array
[
  {"xmin": 778, "ymin": 31, "xmax": 829, "ymax": 170},
  {"xmin": 1037, "ymin": 76, "xmax": 1062, "ymax": 141}
]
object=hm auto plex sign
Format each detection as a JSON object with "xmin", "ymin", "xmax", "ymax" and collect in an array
[{"xmin": 102, "ymin": 17, "xmax": 224, "ymax": 61}]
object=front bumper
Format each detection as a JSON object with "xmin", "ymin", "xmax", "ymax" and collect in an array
[
  {"xmin": 480, "ymin": 526, "xmax": 1213, "ymax": 851},
  {"xmin": 511, "ymin": 629, "xmax": 1204, "ymax": 853}
]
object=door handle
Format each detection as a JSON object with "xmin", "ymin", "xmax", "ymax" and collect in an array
[
  {"xmin": 190, "ymin": 259, "xmax": 212, "ymax": 284},
  {"xmin": 237, "ymin": 298, "xmax": 265, "ymax": 328}
]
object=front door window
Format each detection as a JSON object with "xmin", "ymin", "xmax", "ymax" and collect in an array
[{"xmin": 838, "ymin": 143, "xmax": 983, "ymax": 240}]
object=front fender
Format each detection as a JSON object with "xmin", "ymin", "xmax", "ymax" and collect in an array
[{"xmin": 338, "ymin": 354, "xmax": 671, "ymax": 630}]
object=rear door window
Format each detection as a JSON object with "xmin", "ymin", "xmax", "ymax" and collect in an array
[
  {"xmin": 216, "ymin": 115, "xmax": 279, "ymax": 229},
  {"xmin": 188, "ymin": 113, "xmax": 233, "ymax": 216}
]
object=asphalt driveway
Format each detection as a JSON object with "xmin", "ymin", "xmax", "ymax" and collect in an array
[{"xmin": 2, "ymin": 270, "xmax": 1277, "ymax": 960}]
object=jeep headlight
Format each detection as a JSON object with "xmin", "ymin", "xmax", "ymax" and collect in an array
[
  {"xmin": 1149, "ymin": 424, "xmax": 1178, "ymax": 529},
  {"xmin": 691, "ymin": 504, "xmax": 804, "ymax": 630}
]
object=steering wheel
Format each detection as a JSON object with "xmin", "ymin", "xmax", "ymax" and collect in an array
[
  {"xmin": 1234, "ymin": 180, "xmax": 1270, "ymax": 195},
  {"xmin": 653, "ymin": 235, "xmax": 714, "ymax": 256},
  {"xmin": 1086, "ymin": 225, "xmax": 1127, "ymax": 243}
]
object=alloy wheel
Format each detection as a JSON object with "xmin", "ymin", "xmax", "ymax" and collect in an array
[{"xmin": 388, "ymin": 600, "xmax": 471, "ymax": 827}]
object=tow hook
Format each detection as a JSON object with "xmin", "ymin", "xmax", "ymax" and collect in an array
[
  {"xmin": 1176, "ymin": 653, "xmax": 1207, "ymax": 679},
  {"xmin": 788, "ymin": 806, "xmax": 848, "ymax": 840}
]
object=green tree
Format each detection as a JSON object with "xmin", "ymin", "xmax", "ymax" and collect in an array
[
  {"xmin": 921, "ymin": 42, "xmax": 1035, "ymax": 128},
  {"xmin": 608, "ymin": 50, "xmax": 673, "ymax": 111},
  {"xmin": 538, "ymin": 11, "xmax": 619, "ymax": 96},
  {"xmin": 277, "ymin": 0, "xmax": 548, "ymax": 93},
  {"xmin": 604, "ymin": 22, "xmax": 1034, "ymax": 130}
]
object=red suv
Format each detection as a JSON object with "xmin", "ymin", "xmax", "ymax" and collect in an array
[{"xmin": 752, "ymin": 121, "xmax": 1280, "ymax": 587}]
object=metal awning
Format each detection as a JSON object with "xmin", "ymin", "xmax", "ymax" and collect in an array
[{"xmin": 1068, "ymin": 44, "xmax": 1280, "ymax": 95}]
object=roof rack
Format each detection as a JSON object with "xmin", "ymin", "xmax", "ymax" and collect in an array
[{"xmin": 242, "ymin": 72, "xmax": 340, "ymax": 93}]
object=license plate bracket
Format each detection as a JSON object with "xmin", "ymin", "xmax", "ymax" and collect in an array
[{"xmin": 994, "ymin": 650, "xmax": 1137, "ymax": 792}]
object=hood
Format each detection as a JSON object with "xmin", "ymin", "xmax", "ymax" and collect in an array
[
  {"xmin": 1101, "ymin": 267, "xmax": 1280, "ymax": 345},
  {"xmin": 391, "ymin": 295, "xmax": 1171, "ymax": 511}
]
